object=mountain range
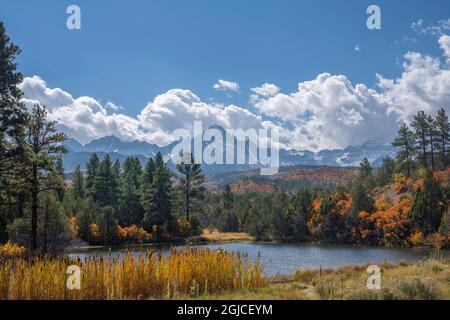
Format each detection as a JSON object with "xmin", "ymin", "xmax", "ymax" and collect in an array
[{"xmin": 62, "ymin": 133, "xmax": 397, "ymax": 173}]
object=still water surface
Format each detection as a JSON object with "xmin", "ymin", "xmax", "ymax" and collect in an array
[{"xmin": 69, "ymin": 242, "xmax": 447, "ymax": 276}]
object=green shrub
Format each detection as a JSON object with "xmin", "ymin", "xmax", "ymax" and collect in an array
[{"xmin": 396, "ymin": 278, "xmax": 441, "ymax": 300}]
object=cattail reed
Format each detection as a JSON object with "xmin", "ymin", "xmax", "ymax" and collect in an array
[{"xmin": 0, "ymin": 248, "xmax": 265, "ymax": 300}]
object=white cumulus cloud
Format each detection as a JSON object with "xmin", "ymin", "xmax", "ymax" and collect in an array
[{"xmin": 213, "ymin": 79, "xmax": 240, "ymax": 93}]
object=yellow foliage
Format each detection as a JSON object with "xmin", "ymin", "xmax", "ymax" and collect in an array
[
  {"xmin": 0, "ymin": 242, "xmax": 27, "ymax": 258},
  {"xmin": 89, "ymin": 223, "xmax": 100, "ymax": 241},
  {"xmin": 117, "ymin": 225, "xmax": 151, "ymax": 243},
  {"xmin": 177, "ymin": 218, "xmax": 191, "ymax": 238},
  {"xmin": 393, "ymin": 173, "xmax": 411, "ymax": 193},
  {"xmin": 0, "ymin": 249, "xmax": 265, "ymax": 300},
  {"xmin": 375, "ymin": 198, "xmax": 390, "ymax": 211},
  {"xmin": 68, "ymin": 216, "xmax": 79, "ymax": 238}
]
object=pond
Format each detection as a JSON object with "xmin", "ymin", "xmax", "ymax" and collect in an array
[{"xmin": 68, "ymin": 242, "xmax": 448, "ymax": 277}]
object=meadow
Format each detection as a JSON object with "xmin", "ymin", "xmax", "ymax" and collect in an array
[{"xmin": 205, "ymin": 258, "xmax": 450, "ymax": 300}]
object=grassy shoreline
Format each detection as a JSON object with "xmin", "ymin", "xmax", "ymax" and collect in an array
[
  {"xmin": 195, "ymin": 259, "xmax": 450, "ymax": 300},
  {"xmin": 1, "ymin": 239, "xmax": 449, "ymax": 300}
]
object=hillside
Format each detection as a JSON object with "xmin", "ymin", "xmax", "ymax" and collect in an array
[{"xmin": 206, "ymin": 166, "xmax": 359, "ymax": 193}]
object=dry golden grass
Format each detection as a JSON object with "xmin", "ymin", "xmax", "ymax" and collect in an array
[
  {"xmin": 0, "ymin": 249, "xmax": 265, "ymax": 300},
  {"xmin": 200, "ymin": 259, "xmax": 450, "ymax": 300},
  {"xmin": 201, "ymin": 229, "xmax": 255, "ymax": 242},
  {"xmin": 292, "ymin": 259, "xmax": 450, "ymax": 300}
]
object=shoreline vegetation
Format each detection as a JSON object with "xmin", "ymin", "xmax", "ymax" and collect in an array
[
  {"xmin": 201, "ymin": 258, "xmax": 450, "ymax": 300},
  {"xmin": 0, "ymin": 248, "xmax": 265, "ymax": 300}
]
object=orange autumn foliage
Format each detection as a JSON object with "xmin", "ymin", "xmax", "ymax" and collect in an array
[
  {"xmin": 408, "ymin": 230, "xmax": 425, "ymax": 246},
  {"xmin": 433, "ymin": 169, "xmax": 450, "ymax": 183},
  {"xmin": 374, "ymin": 198, "xmax": 391, "ymax": 211},
  {"xmin": 426, "ymin": 232, "xmax": 449, "ymax": 249},
  {"xmin": 307, "ymin": 192, "xmax": 352, "ymax": 242},
  {"xmin": 68, "ymin": 216, "xmax": 79, "ymax": 238},
  {"xmin": 0, "ymin": 242, "xmax": 27, "ymax": 258},
  {"xmin": 358, "ymin": 198, "xmax": 413, "ymax": 247},
  {"xmin": 89, "ymin": 223, "xmax": 100, "ymax": 242},
  {"xmin": 117, "ymin": 225, "xmax": 151, "ymax": 243}
]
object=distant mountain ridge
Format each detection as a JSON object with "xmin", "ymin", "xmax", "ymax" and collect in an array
[{"xmin": 62, "ymin": 134, "xmax": 397, "ymax": 173}]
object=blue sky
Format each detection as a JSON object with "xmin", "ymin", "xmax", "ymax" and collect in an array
[{"xmin": 2, "ymin": 0, "xmax": 450, "ymax": 150}]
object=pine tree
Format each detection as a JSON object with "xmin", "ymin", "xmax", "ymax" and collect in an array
[
  {"xmin": 434, "ymin": 108, "xmax": 450, "ymax": 169},
  {"xmin": 97, "ymin": 206, "xmax": 118, "ymax": 244},
  {"xmin": 426, "ymin": 114, "xmax": 437, "ymax": 171},
  {"xmin": 411, "ymin": 111, "xmax": 430, "ymax": 170},
  {"xmin": 223, "ymin": 184, "xmax": 233, "ymax": 210},
  {"xmin": 358, "ymin": 158, "xmax": 373, "ymax": 180},
  {"xmin": 140, "ymin": 158, "xmax": 155, "ymax": 223},
  {"xmin": 176, "ymin": 153, "xmax": 205, "ymax": 222},
  {"xmin": 92, "ymin": 154, "xmax": 119, "ymax": 207},
  {"xmin": 393, "ymin": 123, "xmax": 415, "ymax": 177},
  {"xmin": 71, "ymin": 165, "xmax": 85, "ymax": 199},
  {"xmin": 141, "ymin": 153, "xmax": 173, "ymax": 237},
  {"xmin": 119, "ymin": 157, "xmax": 143, "ymax": 226},
  {"xmin": 350, "ymin": 182, "xmax": 375, "ymax": 214},
  {"xmin": 85, "ymin": 153, "xmax": 99, "ymax": 191},
  {"xmin": 0, "ymin": 22, "xmax": 27, "ymax": 231},
  {"xmin": 22, "ymin": 105, "xmax": 67, "ymax": 250},
  {"xmin": 0, "ymin": 22, "xmax": 26, "ymax": 182},
  {"xmin": 358, "ymin": 158, "xmax": 375, "ymax": 189},
  {"xmin": 54, "ymin": 158, "xmax": 65, "ymax": 201},
  {"xmin": 411, "ymin": 173, "xmax": 445, "ymax": 235},
  {"xmin": 286, "ymin": 189, "xmax": 313, "ymax": 242},
  {"xmin": 376, "ymin": 156, "xmax": 396, "ymax": 186},
  {"xmin": 113, "ymin": 159, "xmax": 121, "ymax": 181}
]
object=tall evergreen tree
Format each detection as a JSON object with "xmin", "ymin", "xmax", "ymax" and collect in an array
[
  {"xmin": 0, "ymin": 22, "xmax": 27, "ymax": 232},
  {"xmin": 350, "ymin": 182, "xmax": 375, "ymax": 214},
  {"xmin": 97, "ymin": 206, "xmax": 118, "ymax": 244},
  {"xmin": 376, "ymin": 156, "xmax": 396, "ymax": 186},
  {"xmin": 176, "ymin": 153, "xmax": 205, "ymax": 222},
  {"xmin": 85, "ymin": 153, "xmax": 99, "ymax": 191},
  {"xmin": 141, "ymin": 153, "xmax": 173, "ymax": 236},
  {"xmin": 54, "ymin": 158, "xmax": 65, "ymax": 201},
  {"xmin": 426, "ymin": 114, "xmax": 437, "ymax": 171},
  {"xmin": 92, "ymin": 154, "xmax": 118, "ymax": 207},
  {"xmin": 112, "ymin": 159, "xmax": 121, "ymax": 181},
  {"xmin": 71, "ymin": 165, "xmax": 85, "ymax": 199},
  {"xmin": 410, "ymin": 173, "xmax": 445, "ymax": 235},
  {"xmin": 411, "ymin": 111, "xmax": 430, "ymax": 170},
  {"xmin": 434, "ymin": 108, "xmax": 450, "ymax": 169},
  {"xmin": 140, "ymin": 157, "xmax": 155, "ymax": 222},
  {"xmin": 286, "ymin": 189, "xmax": 313, "ymax": 242},
  {"xmin": 393, "ymin": 123, "xmax": 415, "ymax": 177},
  {"xmin": 119, "ymin": 157, "xmax": 143, "ymax": 226},
  {"xmin": 358, "ymin": 158, "xmax": 373, "ymax": 180},
  {"xmin": 0, "ymin": 22, "xmax": 26, "ymax": 182},
  {"xmin": 22, "ymin": 105, "xmax": 67, "ymax": 250},
  {"xmin": 358, "ymin": 158, "xmax": 375, "ymax": 189},
  {"xmin": 223, "ymin": 184, "xmax": 233, "ymax": 210}
]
